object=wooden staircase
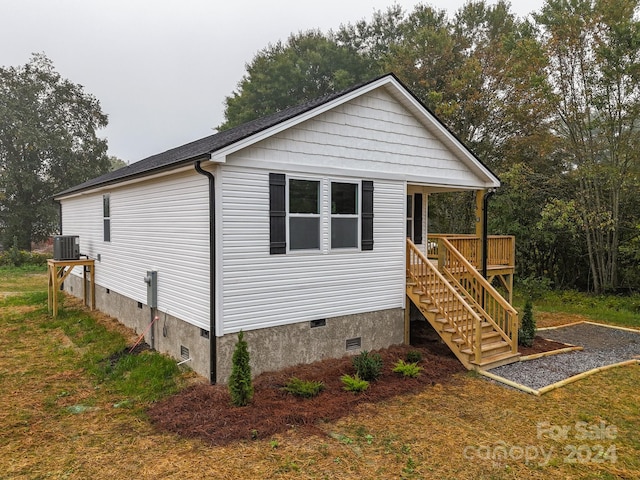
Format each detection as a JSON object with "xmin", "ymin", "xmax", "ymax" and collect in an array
[{"xmin": 407, "ymin": 239, "xmax": 520, "ymax": 370}]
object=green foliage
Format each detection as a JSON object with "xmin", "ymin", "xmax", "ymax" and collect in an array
[
  {"xmin": 518, "ymin": 299, "xmax": 536, "ymax": 347},
  {"xmin": 228, "ymin": 330, "xmax": 253, "ymax": 407},
  {"xmin": 0, "ymin": 248, "xmax": 50, "ymax": 267},
  {"xmin": 0, "ymin": 54, "xmax": 110, "ymax": 249},
  {"xmin": 340, "ymin": 374, "xmax": 369, "ymax": 393},
  {"xmin": 405, "ymin": 350, "xmax": 422, "ymax": 363},
  {"xmin": 282, "ymin": 377, "xmax": 325, "ymax": 398},
  {"xmin": 352, "ymin": 351, "xmax": 383, "ymax": 382},
  {"xmin": 518, "ymin": 276, "xmax": 552, "ymax": 301},
  {"xmin": 392, "ymin": 359, "xmax": 423, "ymax": 378},
  {"xmin": 534, "ymin": 0, "xmax": 640, "ymax": 293},
  {"xmin": 219, "ymin": 30, "xmax": 377, "ymax": 130}
]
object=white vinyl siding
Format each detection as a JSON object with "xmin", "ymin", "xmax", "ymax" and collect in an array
[
  {"xmin": 61, "ymin": 171, "xmax": 211, "ymax": 329},
  {"xmin": 220, "ymin": 166, "xmax": 405, "ymax": 334},
  {"xmin": 227, "ymin": 89, "xmax": 487, "ymax": 188}
]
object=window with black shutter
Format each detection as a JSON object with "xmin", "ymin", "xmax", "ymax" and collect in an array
[{"xmin": 270, "ymin": 174, "xmax": 374, "ymax": 253}]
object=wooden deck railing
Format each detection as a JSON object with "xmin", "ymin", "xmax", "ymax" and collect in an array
[
  {"xmin": 437, "ymin": 237, "xmax": 518, "ymax": 353},
  {"xmin": 407, "ymin": 239, "xmax": 483, "ymax": 364},
  {"xmin": 427, "ymin": 234, "xmax": 515, "ymax": 268}
]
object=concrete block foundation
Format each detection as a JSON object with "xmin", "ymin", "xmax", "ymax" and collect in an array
[
  {"xmin": 215, "ymin": 307, "xmax": 405, "ymax": 383},
  {"xmin": 64, "ymin": 274, "xmax": 405, "ymax": 384}
]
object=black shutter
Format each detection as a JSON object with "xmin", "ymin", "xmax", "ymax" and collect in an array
[
  {"xmin": 361, "ymin": 181, "xmax": 374, "ymax": 251},
  {"xmin": 413, "ymin": 193, "xmax": 423, "ymax": 244},
  {"xmin": 269, "ymin": 173, "xmax": 286, "ymax": 254}
]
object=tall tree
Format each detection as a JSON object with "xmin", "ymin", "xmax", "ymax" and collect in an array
[
  {"xmin": 535, "ymin": 0, "xmax": 640, "ymax": 292},
  {"xmin": 219, "ymin": 31, "xmax": 377, "ymax": 130},
  {"xmin": 0, "ymin": 54, "xmax": 109, "ymax": 249}
]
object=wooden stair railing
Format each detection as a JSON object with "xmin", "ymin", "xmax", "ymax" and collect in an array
[
  {"xmin": 438, "ymin": 237, "xmax": 518, "ymax": 353},
  {"xmin": 407, "ymin": 239, "xmax": 484, "ymax": 365}
]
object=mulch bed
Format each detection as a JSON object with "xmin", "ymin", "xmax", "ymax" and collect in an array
[
  {"xmin": 147, "ymin": 322, "xmax": 570, "ymax": 446},
  {"xmin": 148, "ymin": 343, "xmax": 463, "ymax": 446}
]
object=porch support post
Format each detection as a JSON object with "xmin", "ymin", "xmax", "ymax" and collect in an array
[{"xmin": 475, "ymin": 190, "xmax": 485, "ymax": 270}]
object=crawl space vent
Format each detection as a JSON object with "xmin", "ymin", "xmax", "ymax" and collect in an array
[
  {"xmin": 346, "ymin": 337, "xmax": 361, "ymax": 351},
  {"xmin": 310, "ymin": 319, "xmax": 326, "ymax": 328},
  {"xmin": 180, "ymin": 345, "xmax": 190, "ymax": 360}
]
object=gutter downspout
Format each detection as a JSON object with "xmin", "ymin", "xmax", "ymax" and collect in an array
[
  {"xmin": 482, "ymin": 189, "xmax": 496, "ymax": 280},
  {"xmin": 194, "ymin": 160, "xmax": 217, "ymax": 384},
  {"xmin": 56, "ymin": 200, "xmax": 63, "ymax": 234}
]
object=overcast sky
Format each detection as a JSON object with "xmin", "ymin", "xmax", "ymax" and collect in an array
[{"xmin": 1, "ymin": 0, "xmax": 544, "ymax": 163}]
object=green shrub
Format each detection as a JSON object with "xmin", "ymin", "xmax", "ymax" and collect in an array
[
  {"xmin": 405, "ymin": 350, "xmax": 422, "ymax": 363},
  {"xmin": 518, "ymin": 275, "xmax": 552, "ymax": 300},
  {"xmin": 0, "ymin": 249, "xmax": 50, "ymax": 267},
  {"xmin": 341, "ymin": 374, "xmax": 369, "ymax": 393},
  {"xmin": 392, "ymin": 359, "xmax": 423, "ymax": 378},
  {"xmin": 518, "ymin": 299, "xmax": 536, "ymax": 347},
  {"xmin": 282, "ymin": 377, "xmax": 325, "ymax": 398},
  {"xmin": 352, "ymin": 351, "xmax": 383, "ymax": 382},
  {"xmin": 228, "ymin": 330, "xmax": 253, "ymax": 406}
]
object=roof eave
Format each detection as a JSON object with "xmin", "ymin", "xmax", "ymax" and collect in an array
[{"xmin": 54, "ymin": 154, "xmax": 210, "ymax": 200}]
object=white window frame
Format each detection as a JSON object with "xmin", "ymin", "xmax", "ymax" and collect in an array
[
  {"xmin": 286, "ymin": 177, "xmax": 321, "ymax": 252},
  {"xmin": 329, "ymin": 180, "xmax": 360, "ymax": 251}
]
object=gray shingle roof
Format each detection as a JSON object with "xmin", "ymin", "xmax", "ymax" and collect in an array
[{"xmin": 55, "ymin": 75, "xmax": 385, "ymax": 198}]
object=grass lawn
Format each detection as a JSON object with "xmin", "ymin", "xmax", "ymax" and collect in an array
[
  {"xmin": 1, "ymin": 267, "xmax": 638, "ymax": 479},
  {"xmin": 514, "ymin": 289, "xmax": 640, "ymax": 329}
]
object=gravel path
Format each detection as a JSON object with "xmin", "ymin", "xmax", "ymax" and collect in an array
[{"xmin": 489, "ymin": 323, "xmax": 640, "ymax": 390}]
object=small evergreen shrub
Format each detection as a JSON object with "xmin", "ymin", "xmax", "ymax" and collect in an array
[
  {"xmin": 228, "ymin": 330, "xmax": 253, "ymax": 406},
  {"xmin": 9, "ymin": 237, "xmax": 23, "ymax": 266},
  {"xmin": 340, "ymin": 374, "xmax": 369, "ymax": 393},
  {"xmin": 282, "ymin": 377, "xmax": 325, "ymax": 398},
  {"xmin": 392, "ymin": 359, "xmax": 423, "ymax": 378},
  {"xmin": 405, "ymin": 350, "xmax": 422, "ymax": 363},
  {"xmin": 352, "ymin": 351, "xmax": 383, "ymax": 382},
  {"xmin": 518, "ymin": 299, "xmax": 536, "ymax": 347}
]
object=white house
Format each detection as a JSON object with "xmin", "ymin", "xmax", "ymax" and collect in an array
[{"xmin": 55, "ymin": 74, "xmax": 514, "ymax": 383}]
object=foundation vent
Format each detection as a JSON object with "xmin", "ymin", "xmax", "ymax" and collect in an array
[
  {"xmin": 310, "ymin": 319, "xmax": 326, "ymax": 328},
  {"xmin": 200, "ymin": 329, "xmax": 210, "ymax": 339},
  {"xmin": 180, "ymin": 345, "xmax": 190, "ymax": 360},
  {"xmin": 346, "ymin": 337, "xmax": 361, "ymax": 351}
]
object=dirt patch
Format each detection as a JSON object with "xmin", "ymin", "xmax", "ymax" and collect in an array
[
  {"xmin": 148, "ymin": 344, "xmax": 464, "ymax": 446},
  {"xmin": 518, "ymin": 336, "xmax": 574, "ymax": 356},
  {"xmin": 0, "ymin": 304, "xmax": 38, "ymax": 315},
  {"xmin": 536, "ymin": 311, "xmax": 591, "ymax": 328},
  {"xmin": 103, "ymin": 342, "xmax": 150, "ymax": 368}
]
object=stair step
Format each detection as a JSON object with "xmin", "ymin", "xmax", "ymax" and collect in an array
[
  {"xmin": 451, "ymin": 331, "xmax": 501, "ymax": 344},
  {"xmin": 472, "ymin": 351, "xmax": 521, "ymax": 369},
  {"xmin": 460, "ymin": 340, "xmax": 510, "ymax": 356},
  {"xmin": 442, "ymin": 321, "xmax": 491, "ymax": 333}
]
